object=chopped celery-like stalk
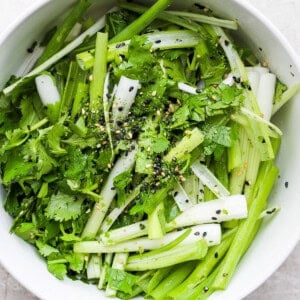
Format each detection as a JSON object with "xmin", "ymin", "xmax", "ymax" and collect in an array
[
  {"xmin": 110, "ymin": 0, "xmax": 173, "ymax": 43},
  {"xmin": 89, "ymin": 32, "xmax": 108, "ymax": 114},
  {"xmin": 212, "ymin": 162, "xmax": 279, "ymax": 290},
  {"xmin": 36, "ymin": 0, "xmax": 91, "ymax": 65},
  {"xmin": 125, "ymin": 239, "xmax": 208, "ymax": 271},
  {"xmin": 167, "ymin": 11, "xmax": 238, "ymax": 30}
]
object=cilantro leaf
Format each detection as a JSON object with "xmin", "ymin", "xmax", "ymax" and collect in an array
[
  {"xmin": 36, "ymin": 240, "xmax": 59, "ymax": 257},
  {"xmin": 45, "ymin": 192, "xmax": 83, "ymax": 222},
  {"xmin": 47, "ymin": 263, "xmax": 67, "ymax": 280},
  {"xmin": 107, "ymin": 268, "xmax": 138, "ymax": 294},
  {"xmin": 47, "ymin": 124, "xmax": 68, "ymax": 155},
  {"xmin": 114, "ymin": 168, "xmax": 132, "ymax": 206}
]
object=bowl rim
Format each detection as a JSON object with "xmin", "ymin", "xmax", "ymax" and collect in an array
[{"xmin": 0, "ymin": 0, "xmax": 299, "ymax": 299}]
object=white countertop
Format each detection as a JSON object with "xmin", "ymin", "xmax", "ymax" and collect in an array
[{"xmin": 0, "ymin": 0, "xmax": 299, "ymax": 299}]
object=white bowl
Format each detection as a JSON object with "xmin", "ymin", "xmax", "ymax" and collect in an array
[{"xmin": 0, "ymin": 1, "xmax": 299, "ymax": 299}]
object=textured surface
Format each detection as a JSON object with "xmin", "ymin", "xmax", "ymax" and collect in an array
[{"xmin": 0, "ymin": 0, "xmax": 299, "ymax": 299}]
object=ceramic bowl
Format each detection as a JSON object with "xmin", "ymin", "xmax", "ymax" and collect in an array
[{"xmin": 0, "ymin": 1, "xmax": 299, "ymax": 299}]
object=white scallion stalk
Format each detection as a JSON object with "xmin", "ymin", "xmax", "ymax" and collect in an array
[
  {"xmin": 3, "ymin": 15, "xmax": 106, "ymax": 95},
  {"xmin": 35, "ymin": 74, "xmax": 60, "ymax": 105},
  {"xmin": 246, "ymin": 70, "xmax": 260, "ymax": 97},
  {"xmin": 103, "ymin": 72, "xmax": 114, "ymax": 158},
  {"xmin": 101, "ymin": 221, "xmax": 148, "ymax": 245},
  {"xmin": 100, "ymin": 185, "xmax": 141, "ymax": 233},
  {"xmin": 182, "ymin": 175, "xmax": 200, "ymax": 204},
  {"xmin": 172, "ymin": 182, "xmax": 193, "ymax": 211},
  {"xmin": 65, "ymin": 22, "xmax": 82, "ymax": 42},
  {"xmin": 145, "ymin": 30, "xmax": 201, "ymax": 50},
  {"xmin": 74, "ymin": 224, "xmax": 221, "ymax": 254},
  {"xmin": 169, "ymin": 194, "xmax": 247, "ymax": 228},
  {"xmin": 87, "ymin": 254, "xmax": 102, "ymax": 279},
  {"xmin": 112, "ymin": 76, "xmax": 140, "ymax": 124},
  {"xmin": 222, "ymin": 73, "xmax": 235, "ymax": 86},
  {"xmin": 246, "ymin": 65, "xmax": 269, "ymax": 75},
  {"xmin": 240, "ymin": 107, "xmax": 282, "ymax": 136},
  {"xmin": 166, "ymin": 11, "xmax": 238, "ymax": 30},
  {"xmin": 191, "ymin": 161, "xmax": 230, "ymax": 198},
  {"xmin": 257, "ymin": 73, "xmax": 276, "ymax": 121},
  {"xmin": 105, "ymin": 253, "xmax": 128, "ymax": 297},
  {"xmin": 16, "ymin": 46, "xmax": 44, "ymax": 77},
  {"xmin": 81, "ymin": 145, "xmax": 138, "ymax": 238},
  {"xmin": 177, "ymin": 82, "xmax": 198, "ymax": 95},
  {"xmin": 101, "ymin": 195, "xmax": 247, "ymax": 244}
]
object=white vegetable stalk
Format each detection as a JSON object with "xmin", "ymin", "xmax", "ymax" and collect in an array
[
  {"xmin": 74, "ymin": 224, "xmax": 221, "ymax": 254},
  {"xmin": 101, "ymin": 221, "xmax": 149, "ymax": 245},
  {"xmin": 178, "ymin": 82, "xmax": 198, "ymax": 95},
  {"xmin": 222, "ymin": 73, "xmax": 235, "ymax": 86},
  {"xmin": 65, "ymin": 22, "xmax": 82, "ymax": 42},
  {"xmin": 3, "ymin": 15, "xmax": 106, "ymax": 95},
  {"xmin": 81, "ymin": 145, "xmax": 138, "ymax": 238},
  {"xmin": 256, "ymin": 73, "xmax": 276, "ymax": 121},
  {"xmin": 101, "ymin": 195, "xmax": 247, "ymax": 244},
  {"xmin": 169, "ymin": 194, "xmax": 247, "ymax": 228},
  {"xmin": 100, "ymin": 185, "xmax": 141, "ymax": 233},
  {"xmin": 246, "ymin": 70, "xmax": 260, "ymax": 97},
  {"xmin": 191, "ymin": 161, "xmax": 230, "ymax": 198},
  {"xmin": 246, "ymin": 65, "xmax": 269, "ymax": 75},
  {"xmin": 98, "ymin": 253, "xmax": 113, "ymax": 290},
  {"xmin": 172, "ymin": 182, "xmax": 193, "ymax": 211},
  {"xmin": 103, "ymin": 72, "xmax": 114, "ymax": 156},
  {"xmin": 105, "ymin": 253, "xmax": 128, "ymax": 297},
  {"xmin": 182, "ymin": 175, "xmax": 201, "ymax": 204},
  {"xmin": 145, "ymin": 30, "xmax": 201, "ymax": 50},
  {"xmin": 87, "ymin": 254, "xmax": 102, "ymax": 279},
  {"xmin": 240, "ymin": 107, "xmax": 282, "ymax": 136},
  {"xmin": 112, "ymin": 76, "xmax": 140, "ymax": 124},
  {"xmin": 35, "ymin": 74, "xmax": 60, "ymax": 105},
  {"xmin": 16, "ymin": 46, "xmax": 44, "ymax": 77}
]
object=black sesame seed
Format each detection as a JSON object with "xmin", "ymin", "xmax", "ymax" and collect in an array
[
  {"xmin": 129, "ymin": 86, "xmax": 134, "ymax": 92},
  {"xmin": 111, "ymin": 187, "xmax": 115, "ymax": 190},
  {"xmin": 185, "ymin": 199, "xmax": 189, "ymax": 203},
  {"xmin": 176, "ymin": 38, "xmax": 183, "ymax": 42},
  {"xmin": 139, "ymin": 223, "xmax": 146, "ymax": 230},
  {"xmin": 285, "ymin": 181, "xmax": 289, "ymax": 188},
  {"xmin": 203, "ymin": 286, "xmax": 209, "ymax": 293},
  {"xmin": 155, "ymin": 39, "xmax": 162, "ymax": 44},
  {"xmin": 211, "ymin": 217, "xmax": 218, "ymax": 221},
  {"xmin": 174, "ymin": 191, "xmax": 178, "ymax": 197},
  {"xmin": 194, "ymin": 231, "xmax": 200, "ymax": 236},
  {"xmin": 245, "ymin": 180, "xmax": 250, "ymax": 186},
  {"xmin": 224, "ymin": 40, "xmax": 230, "ymax": 46},
  {"xmin": 202, "ymin": 232, "xmax": 207, "ymax": 237},
  {"xmin": 216, "ymin": 210, "xmax": 221, "ymax": 215},
  {"xmin": 262, "ymin": 138, "xmax": 266, "ymax": 144},
  {"xmin": 259, "ymin": 47, "xmax": 263, "ymax": 51},
  {"xmin": 214, "ymin": 252, "xmax": 219, "ymax": 258},
  {"xmin": 199, "ymin": 189, "xmax": 204, "ymax": 194},
  {"xmin": 233, "ymin": 76, "xmax": 241, "ymax": 83},
  {"xmin": 118, "ymin": 106, "xmax": 124, "ymax": 111},
  {"xmin": 27, "ymin": 41, "xmax": 38, "ymax": 53},
  {"xmin": 266, "ymin": 208, "xmax": 277, "ymax": 214},
  {"xmin": 116, "ymin": 42, "xmax": 126, "ymax": 49}
]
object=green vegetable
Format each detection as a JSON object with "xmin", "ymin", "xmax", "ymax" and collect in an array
[{"xmin": 0, "ymin": 1, "xmax": 297, "ymax": 298}]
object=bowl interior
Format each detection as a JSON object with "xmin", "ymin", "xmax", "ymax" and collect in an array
[{"xmin": 0, "ymin": 1, "xmax": 299, "ymax": 300}]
